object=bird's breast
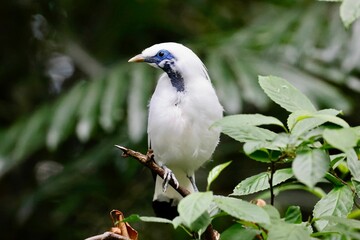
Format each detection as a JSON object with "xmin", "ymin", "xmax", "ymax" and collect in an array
[{"xmin": 147, "ymin": 75, "xmax": 223, "ymax": 174}]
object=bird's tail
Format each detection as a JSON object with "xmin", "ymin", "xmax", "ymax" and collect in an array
[{"xmin": 152, "ymin": 168, "xmax": 195, "ymax": 219}]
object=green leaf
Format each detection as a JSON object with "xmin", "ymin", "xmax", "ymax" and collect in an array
[
  {"xmin": 320, "ymin": 216, "xmax": 360, "ymax": 229},
  {"xmin": 7, "ymin": 106, "xmax": 49, "ymax": 176},
  {"xmin": 232, "ymin": 168, "xmax": 293, "ymax": 196},
  {"xmin": 258, "ymin": 75, "xmax": 316, "ymax": 113},
  {"xmin": 178, "ymin": 192, "xmax": 213, "ymax": 229},
  {"xmin": 340, "ymin": 0, "xmax": 360, "ymax": 28},
  {"xmin": 76, "ymin": 78, "xmax": 104, "ymax": 142},
  {"xmin": 207, "ymin": 161, "xmax": 232, "ymax": 191},
  {"xmin": 289, "ymin": 109, "xmax": 342, "ymax": 136},
  {"xmin": 292, "ymin": 149, "xmax": 330, "ymax": 188},
  {"xmin": 214, "ymin": 114, "xmax": 285, "ymax": 129},
  {"xmin": 267, "ymin": 222, "xmax": 311, "ymax": 240},
  {"xmin": 262, "ymin": 204, "xmax": 281, "ymax": 223},
  {"xmin": 100, "ymin": 65, "xmax": 128, "ymax": 132},
  {"xmin": 188, "ymin": 211, "xmax": 211, "ymax": 232},
  {"xmin": 243, "ymin": 133, "xmax": 292, "ymax": 162},
  {"xmin": 284, "ymin": 206, "xmax": 302, "ymax": 224},
  {"xmin": 312, "ymin": 114, "xmax": 349, "ymax": 128},
  {"xmin": 313, "ymin": 185, "xmax": 354, "ymax": 231},
  {"xmin": 208, "ymin": 52, "xmax": 243, "ymax": 114},
  {"xmin": 213, "ymin": 196, "xmax": 270, "ymax": 225},
  {"xmin": 219, "ymin": 125, "xmax": 277, "ymax": 143},
  {"xmin": 122, "ymin": 214, "xmax": 173, "ymax": 224},
  {"xmin": 323, "ymin": 128, "xmax": 357, "ymax": 152},
  {"xmin": 127, "ymin": 65, "xmax": 152, "ymax": 142},
  {"xmin": 47, "ymin": 83, "xmax": 85, "ymax": 150},
  {"xmin": 346, "ymin": 149, "xmax": 360, "ymax": 181},
  {"xmin": 352, "ymin": 178, "xmax": 360, "ymax": 197},
  {"xmin": 221, "ymin": 224, "xmax": 260, "ymax": 240},
  {"xmin": 243, "ymin": 142, "xmax": 272, "ymax": 162},
  {"xmin": 320, "ymin": 216, "xmax": 360, "ymax": 239},
  {"xmin": 287, "ymin": 110, "xmax": 314, "ymax": 132}
]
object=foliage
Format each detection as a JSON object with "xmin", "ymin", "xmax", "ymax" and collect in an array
[
  {"xmin": 1, "ymin": 0, "xmax": 360, "ymax": 239},
  {"xmin": 129, "ymin": 75, "xmax": 360, "ymax": 240}
]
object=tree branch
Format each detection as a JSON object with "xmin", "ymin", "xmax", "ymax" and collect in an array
[
  {"xmin": 85, "ymin": 232, "xmax": 130, "ymax": 240},
  {"xmin": 114, "ymin": 145, "xmax": 191, "ymax": 197},
  {"xmin": 114, "ymin": 145, "xmax": 219, "ymax": 240}
]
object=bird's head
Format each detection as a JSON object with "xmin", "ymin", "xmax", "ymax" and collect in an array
[{"xmin": 128, "ymin": 42, "xmax": 209, "ymax": 80}]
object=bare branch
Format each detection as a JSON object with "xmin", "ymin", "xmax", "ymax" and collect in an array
[
  {"xmin": 114, "ymin": 145, "xmax": 191, "ymax": 197},
  {"xmin": 85, "ymin": 232, "xmax": 130, "ymax": 240}
]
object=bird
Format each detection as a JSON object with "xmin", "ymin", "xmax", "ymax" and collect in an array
[{"xmin": 128, "ymin": 42, "xmax": 223, "ymax": 219}]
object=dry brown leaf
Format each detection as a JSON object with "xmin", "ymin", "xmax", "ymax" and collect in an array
[{"xmin": 110, "ymin": 210, "xmax": 138, "ymax": 240}]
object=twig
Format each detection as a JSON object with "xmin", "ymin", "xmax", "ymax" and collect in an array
[
  {"xmin": 85, "ymin": 232, "xmax": 129, "ymax": 240},
  {"xmin": 114, "ymin": 145, "xmax": 191, "ymax": 197},
  {"xmin": 115, "ymin": 145, "xmax": 218, "ymax": 240}
]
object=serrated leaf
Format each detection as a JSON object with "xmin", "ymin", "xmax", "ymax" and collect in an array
[
  {"xmin": 313, "ymin": 114, "xmax": 349, "ymax": 128},
  {"xmin": 214, "ymin": 114, "xmax": 285, "ymax": 128},
  {"xmin": 220, "ymin": 125, "xmax": 277, "ymax": 143},
  {"xmin": 258, "ymin": 75, "xmax": 316, "ymax": 113},
  {"xmin": 320, "ymin": 216, "xmax": 360, "ymax": 229},
  {"xmin": 207, "ymin": 161, "xmax": 232, "ymax": 191},
  {"xmin": 267, "ymin": 222, "xmax": 311, "ymax": 240},
  {"xmin": 285, "ymin": 206, "xmax": 302, "ymax": 224},
  {"xmin": 178, "ymin": 192, "xmax": 213, "ymax": 228},
  {"xmin": 220, "ymin": 224, "xmax": 260, "ymax": 240},
  {"xmin": 346, "ymin": 149, "xmax": 360, "ymax": 181},
  {"xmin": 340, "ymin": 0, "xmax": 360, "ymax": 28},
  {"xmin": 292, "ymin": 149, "xmax": 330, "ymax": 188},
  {"xmin": 214, "ymin": 196, "xmax": 270, "ymax": 224},
  {"xmin": 313, "ymin": 185, "xmax": 354, "ymax": 231},
  {"xmin": 352, "ymin": 178, "xmax": 360, "ymax": 197},
  {"xmin": 76, "ymin": 78, "xmax": 104, "ymax": 142},
  {"xmin": 232, "ymin": 168, "xmax": 293, "ymax": 196},
  {"xmin": 290, "ymin": 109, "xmax": 342, "ymax": 136},
  {"xmin": 323, "ymin": 128, "xmax": 357, "ymax": 152}
]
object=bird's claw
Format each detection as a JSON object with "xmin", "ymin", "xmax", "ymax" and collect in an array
[{"xmin": 162, "ymin": 166, "xmax": 179, "ymax": 192}]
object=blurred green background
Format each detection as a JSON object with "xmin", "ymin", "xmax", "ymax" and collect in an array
[{"xmin": 1, "ymin": 0, "xmax": 360, "ymax": 239}]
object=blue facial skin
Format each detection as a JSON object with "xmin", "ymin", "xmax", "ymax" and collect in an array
[{"xmin": 145, "ymin": 50, "xmax": 185, "ymax": 92}]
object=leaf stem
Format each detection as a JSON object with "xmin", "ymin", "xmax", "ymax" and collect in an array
[{"xmin": 269, "ymin": 161, "xmax": 276, "ymax": 205}]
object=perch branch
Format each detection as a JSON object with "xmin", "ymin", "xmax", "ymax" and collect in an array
[
  {"xmin": 114, "ymin": 145, "xmax": 191, "ymax": 197},
  {"xmin": 115, "ymin": 145, "xmax": 219, "ymax": 240}
]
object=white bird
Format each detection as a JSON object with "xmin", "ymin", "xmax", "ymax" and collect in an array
[{"xmin": 129, "ymin": 42, "xmax": 223, "ymax": 219}]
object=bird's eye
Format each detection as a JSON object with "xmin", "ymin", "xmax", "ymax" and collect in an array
[{"xmin": 158, "ymin": 51, "xmax": 165, "ymax": 57}]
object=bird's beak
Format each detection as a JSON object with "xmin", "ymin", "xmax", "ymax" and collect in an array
[{"xmin": 128, "ymin": 54, "xmax": 145, "ymax": 63}]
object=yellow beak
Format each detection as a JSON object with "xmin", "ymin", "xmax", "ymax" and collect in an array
[{"xmin": 128, "ymin": 54, "xmax": 145, "ymax": 63}]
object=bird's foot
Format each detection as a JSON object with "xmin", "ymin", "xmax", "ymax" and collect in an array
[
  {"xmin": 146, "ymin": 149, "xmax": 154, "ymax": 162},
  {"xmin": 162, "ymin": 166, "xmax": 179, "ymax": 192},
  {"xmin": 188, "ymin": 175, "xmax": 199, "ymax": 192}
]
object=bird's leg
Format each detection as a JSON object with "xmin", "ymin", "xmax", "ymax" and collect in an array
[
  {"xmin": 162, "ymin": 166, "xmax": 179, "ymax": 192},
  {"xmin": 188, "ymin": 175, "xmax": 199, "ymax": 192}
]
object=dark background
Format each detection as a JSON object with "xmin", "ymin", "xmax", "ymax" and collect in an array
[{"xmin": 1, "ymin": 0, "xmax": 359, "ymax": 239}]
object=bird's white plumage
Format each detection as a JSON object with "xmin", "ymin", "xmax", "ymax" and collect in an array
[{"xmin": 137, "ymin": 42, "xmax": 223, "ymax": 203}]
